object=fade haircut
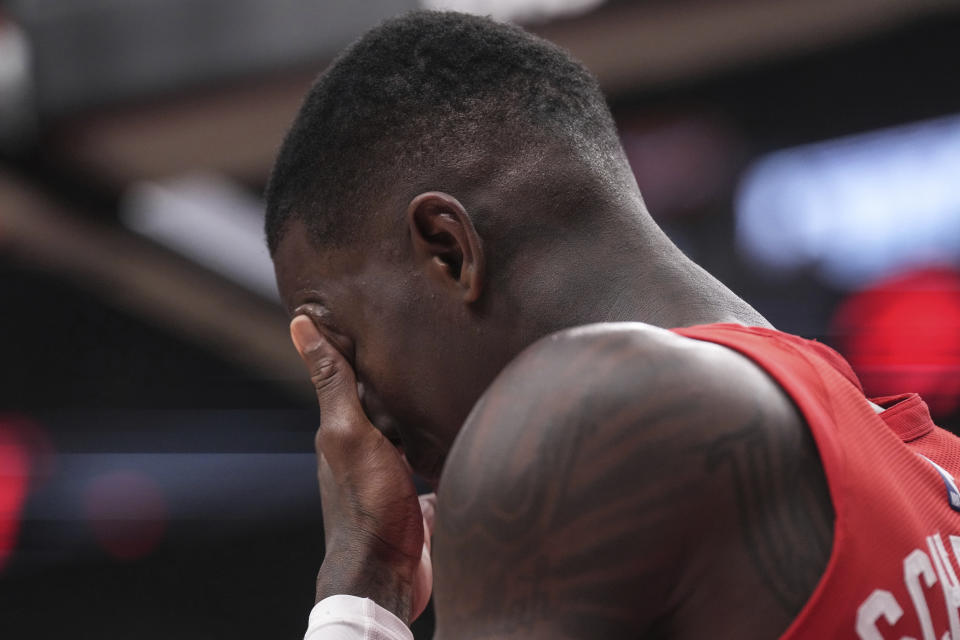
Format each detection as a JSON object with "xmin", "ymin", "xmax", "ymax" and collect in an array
[{"xmin": 264, "ymin": 10, "xmax": 627, "ymax": 255}]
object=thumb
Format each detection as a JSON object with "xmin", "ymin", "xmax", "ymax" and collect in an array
[{"xmin": 290, "ymin": 315, "xmax": 364, "ymax": 431}]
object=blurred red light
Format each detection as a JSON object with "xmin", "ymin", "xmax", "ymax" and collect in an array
[
  {"xmin": 832, "ymin": 267, "xmax": 960, "ymax": 417},
  {"xmin": 84, "ymin": 471, "xmax": 168, "ymax": 561},
  {"xmin": 0, "ymin": 422, "xmax": 30, "ymax": 571}
]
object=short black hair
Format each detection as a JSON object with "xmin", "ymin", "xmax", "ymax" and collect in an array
[{"xmin": 265, "ymin": 10, "xmax": 625, "ymax": 255}]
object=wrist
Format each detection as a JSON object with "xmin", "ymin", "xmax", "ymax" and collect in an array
[{"xmin": 316, "ymin": 551, "xmax": 415, "ymax": 624}]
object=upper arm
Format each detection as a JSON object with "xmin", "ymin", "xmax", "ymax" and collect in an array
[{"xmin": 431, "ymin": 323, "xmax": 832, "ymax": 639}]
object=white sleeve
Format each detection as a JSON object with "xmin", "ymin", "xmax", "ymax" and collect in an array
[{"xmin": 304, "ymin": 594, "xmax": 415, "ymax": 640}]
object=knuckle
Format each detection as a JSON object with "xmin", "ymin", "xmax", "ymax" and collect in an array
[
  {"xmin": 315, "ymin": 420, "xmax": 344, "ymax": 450},
  {"xmin": 315, "ymin": 417, "xmax": 360, "ymax": 456},
  {"xmin": 309, "ymin": 356, "xmax": 341, "ymax": 391},
  {"xmin": 313, "ymin": 428, "xmax": 325, "ymax": 454}
]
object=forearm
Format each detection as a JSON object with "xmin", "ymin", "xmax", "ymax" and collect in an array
[{"xmin": 316, "ymin": 551, "xmax": 414, "ymax": 623}]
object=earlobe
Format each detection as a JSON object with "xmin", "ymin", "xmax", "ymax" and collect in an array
[{"xmin": 406, "ymin": 192, "xmax": 485, "ymax": 303}]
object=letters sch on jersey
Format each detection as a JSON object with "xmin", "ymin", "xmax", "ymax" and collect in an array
[{"xmin": 857, "ymin": 533, "xmax": 960, "ymax": 640}]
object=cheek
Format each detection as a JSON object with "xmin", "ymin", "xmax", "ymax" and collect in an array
[
  {"xmin": 357, "ymin": 315, "xmax": 445, "ymax": 425},
  {"xmin": 361, "ymin": 326, "xmax": 427, "ymax": 401},
  {"xmin": 352, "ymin": 268, "xmax": 466, "ymax": 431},
  {"xmin": 356, "ymin": 305, "xmax": 418, "ymax": 397}
]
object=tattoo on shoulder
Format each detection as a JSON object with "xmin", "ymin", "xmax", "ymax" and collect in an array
[
  {"xmin": 433, "ymin": 333, "xmax": 705, "ymax": 636},
  {"xmin": 433, "ymin": 332, "xmax": 835, "ymax": 637}
]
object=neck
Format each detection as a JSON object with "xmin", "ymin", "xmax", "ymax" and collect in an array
[{"xmin": 514, "ymin": 218, "xmax": 772, "ymax": 339}]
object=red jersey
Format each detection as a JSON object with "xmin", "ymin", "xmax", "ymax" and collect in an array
[{"xmin": 672, "ymin": 324, "xmax": 960, "ymax": 640}]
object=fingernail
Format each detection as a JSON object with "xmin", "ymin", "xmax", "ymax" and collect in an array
[{"xmin": 290, "ymin": 315, "xmax": 323, "ymax": 353}]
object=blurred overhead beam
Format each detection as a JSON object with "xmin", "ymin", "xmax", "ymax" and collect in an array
[
  {"xmin": 0, "ymin": 172, "xmax": 311, "ymax": 400},
  {"xmin": 51, "ymin": 0, "xmax": 960, "ymax": 186},
  {"xmin": 537, "ymin": 0, "xmax": 959, "ymax": 93},
  {"xmin": 55, "ymin": 74, "xmax": 314, "ymax": 187}
]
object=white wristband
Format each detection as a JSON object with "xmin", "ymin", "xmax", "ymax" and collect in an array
[{"xmin": 304, "ymin": 594, "xmax": 414, "ymax": 640}]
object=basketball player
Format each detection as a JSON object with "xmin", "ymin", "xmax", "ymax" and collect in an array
[{"xmin": 266, "ymin": 11, "xmax": 959, "ymax": 639}]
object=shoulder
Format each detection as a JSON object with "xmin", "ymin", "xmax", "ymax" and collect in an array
[
  {"xmin": 437, "ymin": 323, "xmax": 805, "ymax": 507},
  {"xmin": 487, "ymin": 321, "xmax": 788, "ymax": 400},
  {"xmin": 432, "ymin": 322, "xmax": 820, "ymax": 637},
  {"xmin": 455, "ymin": 322, "xmax": 799, "ymax": 452}
]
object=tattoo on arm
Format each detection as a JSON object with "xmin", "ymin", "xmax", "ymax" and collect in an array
[{"xmin": 705, "ymin": 407, "xmax": 833, "ymax": 614}]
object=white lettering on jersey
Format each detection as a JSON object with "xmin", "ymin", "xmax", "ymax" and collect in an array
[
  {"xmin": 857, "ymin": 590, "xmax": 904, "ymax": 640},
  {"xmin": 928, "ymin": 534, "xmax": 960, "ymax": 640},
  {"xmin": 857, "ymin": 536, "xmax": 960, "ymax": 640},
  {"xmin": 905, "ymin": 548, "xmax": 938, "ymax": 640}
]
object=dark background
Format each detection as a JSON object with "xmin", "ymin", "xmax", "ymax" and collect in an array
[{"xmin": 1, "ymin": 1, "xmax": 959, "ymax": 638}]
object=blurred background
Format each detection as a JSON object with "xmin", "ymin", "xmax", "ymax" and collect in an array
[{"xmin": 1, "ymin": 0, "xmax": 959, "ymax": 637}]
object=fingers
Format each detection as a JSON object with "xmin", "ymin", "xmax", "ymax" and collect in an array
[
  {"xmin": 419, "ymin": 493, "xmax": 437, "ymax": 551},
  {"xmin": 413, "ymin": 492, "xmax": 436, "ymax": 621},
  {"xmin": 290, "ymin": 315, "xmax": 370, "ymax": 458}
]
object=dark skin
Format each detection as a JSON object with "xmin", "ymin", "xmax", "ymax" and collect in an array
[{"xmin": 275, "ymin": 186, "xmax": 835, "ymax": 637}]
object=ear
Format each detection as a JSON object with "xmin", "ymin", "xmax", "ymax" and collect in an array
[{"xmin": 406, "ymin": 191, "xmax": 485, "ymax": 303}]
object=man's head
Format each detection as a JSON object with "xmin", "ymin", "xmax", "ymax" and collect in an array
[{"xmin": 267, "ymin": 11, "xmax": 648, "ymax": 482}]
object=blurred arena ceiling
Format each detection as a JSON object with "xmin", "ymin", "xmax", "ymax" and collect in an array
[
  {"xmin": 2, "ymin": 0, "xmax": 957, "ymax": 184},
  {"xmin": 6, "ymin": 0, "xmax": 415, "ymax": 115}
]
